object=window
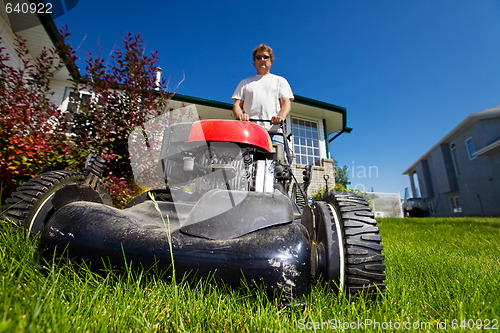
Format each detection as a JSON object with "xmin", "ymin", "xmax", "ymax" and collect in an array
[
  {"xmin": 450, "ymin": 196, "xmax": 462, "ymax": 213},
  {"xmin": 465, "ymin": 137, "xmax": 476, "ymax": 160},
  {"xmin": 66, "ymin": 91, "xmax": 92, "ymax": 113},
  {"xmin": 450, "ymin": 143, "xmax": 460, "ymax": 175},
  {"xmin": 292, "ymin": 118, "xmax": 319, "ymax": 165}
]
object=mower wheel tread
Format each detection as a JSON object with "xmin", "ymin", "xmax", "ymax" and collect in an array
[
  {"xmin": 323, "ymin": 191, "xmax": 386, "ymax": 299},
  {"xmin": 9, "ymin": 192, "xmax": 38, "ymax": 204},
  {"xmin": 342, "ymin": 211, "xmax": 378, "ymax": 224},
  {"xmin": 1, "ymin": 171, "xmax": 88, "ymax": 232}
]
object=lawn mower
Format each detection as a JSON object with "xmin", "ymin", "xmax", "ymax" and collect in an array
[{"xmin": 1, "ymin": 110, "xmax": 385, "ymax": 303}]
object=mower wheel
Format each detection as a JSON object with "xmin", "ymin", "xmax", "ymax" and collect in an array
[
  {"xmin": 314, "ymin": 192, "xmax": 386, "ymax": 298},
  {"xmin": 1, "ymin": 171, "xmax": 108, "ymax": 233}
]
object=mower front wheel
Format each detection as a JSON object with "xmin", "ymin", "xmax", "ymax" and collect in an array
[
  {"xmin": 305, "ymin": 192, "xmax": 386, "ymax": 299},
  {"xmin": 1, "ymin": 171, "xmax": 109, "ymax": 233}
]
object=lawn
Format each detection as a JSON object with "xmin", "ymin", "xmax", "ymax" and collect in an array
[{"xmin": 0, "ymin": 217, "xmax": 499, "ymax": 332}]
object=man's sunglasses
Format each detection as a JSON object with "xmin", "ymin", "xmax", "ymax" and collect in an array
[{"xmin": 254, "ymin": 55, "xmax": 270, "ymax": 60}]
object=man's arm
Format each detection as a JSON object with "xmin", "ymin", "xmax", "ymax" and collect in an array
[
  {"xmin": 271, "ymin": 97, "xmax": 292, "ymax": 125},
  {"xmin": 233, "ymin": 99, "xmax": 249, "ymax": 121}
]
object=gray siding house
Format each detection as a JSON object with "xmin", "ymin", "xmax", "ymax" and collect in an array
[{"xmin": 403, "ymin": 105, "xmax": 500, "ymax": 217}]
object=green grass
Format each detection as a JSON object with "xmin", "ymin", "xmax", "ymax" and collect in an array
[{"xmin": 1, "ymin": 217, "xmax": 499, "ymax": 332}]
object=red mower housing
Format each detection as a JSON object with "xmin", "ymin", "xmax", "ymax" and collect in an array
[{"xmin": 187, "ymin": 120, "xmax": 272, "ymax": 152}]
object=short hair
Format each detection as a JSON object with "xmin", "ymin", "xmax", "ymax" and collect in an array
[{"xmin": 252, "ymin": 44, "xmax": 274, "ymax": 62}]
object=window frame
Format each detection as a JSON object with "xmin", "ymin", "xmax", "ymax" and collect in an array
[
  {"xmin": 291, "ymin": 117, "xmax": 320, "ymax": 165},
  {"xmin": 465, "ymin": 137, "xmax": 476, "ymax": 160},
  {"xmin": 450, "ymin": 196, "xmax": 462, "ymax": 213}
]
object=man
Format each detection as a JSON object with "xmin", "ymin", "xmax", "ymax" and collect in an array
[{"xmin": 232, "ymin": 44, "xmax": 294, "ymax": 143}]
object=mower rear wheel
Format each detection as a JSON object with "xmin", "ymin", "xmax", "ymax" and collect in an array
[
  {"xmin": 1, "ymin": 171, "xmax": 108, "ymax": 233},
  {"xmin": 311, "ymin": 192, "xmax": 386, "ymax": 298}
]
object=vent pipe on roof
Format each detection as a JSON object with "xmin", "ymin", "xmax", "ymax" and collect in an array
[{"xmin": 155, "ymin": 67, "xmax": 162, "ymax": 90}]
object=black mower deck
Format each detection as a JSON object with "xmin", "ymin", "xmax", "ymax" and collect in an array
[{"xmin": 39, "ymin": 196, "xmax": 312, "ymax": 302}]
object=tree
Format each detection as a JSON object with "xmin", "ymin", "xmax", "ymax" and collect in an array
[
  {"xmin": 333, "ymin": 159, "xmax": 349, "ymax": 190},
  {"xmin": 67, "ymin": 32, "xmax": 171, "ymax": 182},
  {"xmin": 0, "ymin": 36, "xmax": 72, "ymax": 201},
  {"xmin": 1, "ymin": 28, "xmax": 172, "ymax": 207}
]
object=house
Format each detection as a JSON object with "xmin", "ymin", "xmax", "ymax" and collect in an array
[
  {"xmin": 1, "ymin": 2, "xmax": 351, "ymax": 197},
  {"xmin": 403, "ymin": 105, "xmax": 500, "ymax": 217},
  {"xmin": 0, "ymin": 0, "xmax": 76, "ymax": 107}
]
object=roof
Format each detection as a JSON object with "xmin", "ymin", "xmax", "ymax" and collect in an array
[
  {"xmin": 292, "ymin": 95, "xmax": 347, "ymax": 135},
  {"xmin": 0, "ymin": 0, "xmax": 78, "ymax": 81},
  {"xmin": 35, "ymin": 4, "xmax": 80, "ymax": 80},
  {"xmin": 403, "ymin": 104, "xmax": 500, "ymax": 175}
]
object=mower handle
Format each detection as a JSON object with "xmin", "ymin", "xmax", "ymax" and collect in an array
[
  {"xmin": 248, "ymin": 118, "xmax": 284, "ymax": 131},
  {"xmin": 248, "ymin": 118, "xmax": 272, "ymax": 123},
  {"xmin": 248, "ymin": 118, "xmax": 286, "ymax": 137}
]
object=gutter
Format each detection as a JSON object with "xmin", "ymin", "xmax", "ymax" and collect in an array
[
  {"xmin": 329, "ymin": 126, "xmax": 352, "ymax": 143},
  {"xmin": 33, "ymin": 0, "xmax": 81, "ymax": 80}
]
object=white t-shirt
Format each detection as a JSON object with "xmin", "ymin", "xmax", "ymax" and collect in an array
[{"xmin": 232, "ymin": 74, "xmax": 294, "ymax": 131}]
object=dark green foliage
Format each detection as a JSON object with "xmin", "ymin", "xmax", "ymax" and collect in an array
[{"xmin": 332, "ymin": 159, "xmax": 349, "ymax": 190}]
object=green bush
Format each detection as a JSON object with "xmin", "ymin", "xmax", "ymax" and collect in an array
[{"xmin": 311, "ymin": 185, "xmax": 364, "ymax": 201}]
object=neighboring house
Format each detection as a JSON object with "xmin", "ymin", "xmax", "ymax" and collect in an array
[
  {"xmin": 403, "ymin": 105, "xmax": 500, "ymax": 217},
  {"xmin": 1, "ymin": 3, "xmax": 351, "ymax": 196}
]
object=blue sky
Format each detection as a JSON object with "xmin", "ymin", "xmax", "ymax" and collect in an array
[{"xmin": 54, "ymin": 0, "xmax": 500, "ymax": 196}]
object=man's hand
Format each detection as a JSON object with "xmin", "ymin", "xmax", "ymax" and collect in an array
[
  {"xmin": 270, "ymin": 97, "xmax": 292, "ymax": 125},
  {"xmin": 239, "ymin": 113, "xmax": 250, "ymax": 121},
  {"xmin": 233, "ymin": 99, "xmax": 249, "ymax": 121},
  {"xmin": 270, "ymin": 115, "xmax": 285, "ymax": 125}
]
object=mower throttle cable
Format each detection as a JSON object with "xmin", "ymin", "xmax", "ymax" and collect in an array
[{"xmin": 247, "ymin": 119, "xmax": 309, "ymax": 206}]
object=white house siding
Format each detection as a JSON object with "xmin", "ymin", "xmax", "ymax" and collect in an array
[
  {"xmin": 318, "ymin": 120, "xmax": 328, "ymax": 159},
  {"xmin": 49, "ymin": 79, "xmax": 72, "ymax": 107},
  {"xmin": 1, "ymin": 11, "xmax": 73, "ymax": 110},
  {"xmin": 0, "ymin": 14, "xmax": 23, "ymax": 68}
]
